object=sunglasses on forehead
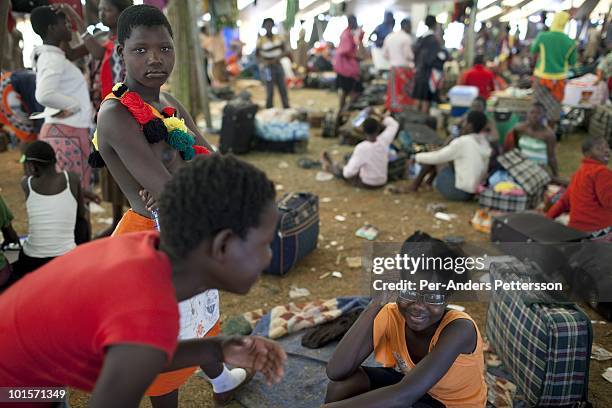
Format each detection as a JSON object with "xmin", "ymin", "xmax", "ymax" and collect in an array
[{"xmin": 398, "ymin": 289, "xmax": 445, "ymax": 305}]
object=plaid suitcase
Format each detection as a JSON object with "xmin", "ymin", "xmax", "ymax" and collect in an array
[
  {"xmin": 588, "ymin": 105, "xmax": 612, "ymax": 145},
  {"xmin": 479, "ymin": 188, "xmax": 540, "ymax": 212},
  {"xmin": 265, "ymin": 192, "xmax": 319, "ymax": 276},
  {"xmin": 497, "ymin": 149, "xmax": 551, "ymax": 196},
  {"xmin": 486, "ymin": 261, "xmax": 592, "ymax": 407}
]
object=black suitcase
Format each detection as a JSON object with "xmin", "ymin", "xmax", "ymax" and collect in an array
[
  {"xmin": 322, "ymin": 110, "xmax": 337, "ymax": 138},
  {"xmin": 491, "ymin": 213, "xmax": 590, "ymax": 243},
  {"xmin": 219, "ymin": 102, "xmax": 258, "ymax": 154}
]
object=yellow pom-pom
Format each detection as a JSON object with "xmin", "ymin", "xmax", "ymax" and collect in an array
[
  {"xmin": 92, "ymin": 129, "xmax": 99, "ymax": 150},
  {"xmin": 163, "ymin": 117, "xmax": 187, "ymax": 132}
]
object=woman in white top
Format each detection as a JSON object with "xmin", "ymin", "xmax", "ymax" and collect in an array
[
  {"xmin": 10, "ymin": 141, "xmax": 87, "ymax": 283},
  {"xmin": 30, "ymin": 6, "xmax": 92, "ymax": 190},
  {"xmin": 394, "ymin": 111, "xmax": 492, "ymax": 201}
]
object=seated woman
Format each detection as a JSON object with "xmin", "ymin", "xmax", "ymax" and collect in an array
[
  {"xmin": 397, "ymin": 111, "xmax": 492, "ymax": 201},
  {"xmin": 324, "ymin": 233, "xmax": 487, "ymax": 408},
  {"xmin": 504, "ymin": 102, "xmax": 558, "ymax": 177},
  {"xmin": 9, "ymin": 141, "xmax": 88, "ymax": 284}
]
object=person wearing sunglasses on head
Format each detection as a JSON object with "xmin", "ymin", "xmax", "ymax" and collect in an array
[{"xmin": 324, "ymin": 232, "xmax": 487, "ymax": 408}]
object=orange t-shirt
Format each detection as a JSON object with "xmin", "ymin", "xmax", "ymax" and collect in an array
[{"xmin": 373, "ymin": 304, "xmax": 487, "ymax": 407}]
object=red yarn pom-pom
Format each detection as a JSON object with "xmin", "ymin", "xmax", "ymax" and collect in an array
[
  {"xmin": 193, "ymin": 145, "xmax": 211, "ymax": 156},
  {"xmin": 162, "ymin": 107, "xmax": 177, "ymax": 118},
  {"xmin": 121, "ymin": 92, "xmax": 155, "ymax": 124}
]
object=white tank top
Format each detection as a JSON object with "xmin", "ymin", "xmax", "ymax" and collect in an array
[{"xmin": 23, "ymin": 171, "xmax": 77, "ymax": 258}]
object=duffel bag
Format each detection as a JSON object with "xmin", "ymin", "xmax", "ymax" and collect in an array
[
  {"xmin": 486, "ymin": 260, "xmax": 592, "ymax": 407},
  {"xmin": 265, "ymin": 192, "xmax": 319, "ymax": 276}
]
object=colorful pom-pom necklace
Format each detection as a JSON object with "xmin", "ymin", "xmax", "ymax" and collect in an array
[{"xmin": 88, "ymin": 82, "xmax": 210, "ymax": 168}]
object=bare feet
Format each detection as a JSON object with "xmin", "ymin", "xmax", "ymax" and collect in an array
[
  {"xmin": 388, "ymin": 184, "xmax": 418, "ymax": 194},
  {"xmin": 320, "ymin": 151, "xmax": 333, "ymax": 173}
]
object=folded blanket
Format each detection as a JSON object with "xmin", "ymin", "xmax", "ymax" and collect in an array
[{"xmin": 243, "ymin": 297, "xmax": 370, "ymax": 339}]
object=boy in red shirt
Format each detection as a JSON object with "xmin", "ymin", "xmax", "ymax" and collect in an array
[
  {"xmin": 0, "ymin": 155, "xmax": 286, "ymax": 407},
  {"xmin": 459, "ymin": 55, "xmax": 496, "ymax": 100},
  {"xmin": 547, "ymin": 136, "xmax": 612, "ymax": 233}
]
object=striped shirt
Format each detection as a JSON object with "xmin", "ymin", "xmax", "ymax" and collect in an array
[{"xmin": 257, "ymin": 34, "xmax": 285, "ymax": 62}]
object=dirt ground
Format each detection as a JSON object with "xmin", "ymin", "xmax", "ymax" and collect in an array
[{"xmin": 0, "ymin": 82, "xmax": 610, "ymax": 407}]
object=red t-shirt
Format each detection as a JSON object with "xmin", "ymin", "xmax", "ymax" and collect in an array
[
  {"xmin": 547, "ymin": 158, "xmax": 612, "ymax": 232},
  {"xmin": 461, "ymin": 64, "xmax": 496, "ymax": 100},
  {"xmin": 0, "ymin": 231, "xmax": 179, "ymax": 391}
]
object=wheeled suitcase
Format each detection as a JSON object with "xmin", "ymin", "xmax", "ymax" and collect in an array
[
  {"xmin": 219, "ymin": 102, "xmax": 258, "ymax": 154},
  {"xmin": 486, "ymin": 260, "xmax": 592, "ymax": 407},
  {"xmin": 265, "ymin": 192, "xmax": 319, "ymax": 276},
  {"xmin": 490, "ymin": 213, "xmax": 590, "ymax": 243},
  {"xmin": 322, "ymin": 110, "xmax": 337, "ymax": 138}
]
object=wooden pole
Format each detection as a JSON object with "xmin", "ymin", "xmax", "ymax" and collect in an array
[
  {"xmin": 465, "ymin": 1, "xmax": 478, "ymax": 68},
  {"xmin": 189, "ymin": 0, "xmax": 211, "ymax": 129},
  {"xmin": 167, "ymin": 0, "xmax": 195, "ymax": 115},
  {"xmin": 167, "ymin": 0, "xmax": 211, "ymax": 128}
]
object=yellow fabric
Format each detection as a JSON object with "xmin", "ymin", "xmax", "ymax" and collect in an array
[
  {"xmin": 551, "ymin": 12, "xmax": 570, "ymax": 32},
  {"xmin": 373, "ymin": 304, "xmax": 487, "ymax": 407},
  {"xmin": 493, "ymin": 181, "xmax": 522, "ymax": 193}
]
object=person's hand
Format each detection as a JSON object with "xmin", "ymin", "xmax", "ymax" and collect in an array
[
  {"xmin": 371, "ymin": 286, "xmax": 396, "ymax": 307},
  {"xmin": 139, "ymin": 189, "xmax": 157, "ymax": 212},
  {"xmin": 83, "ymin": 190, "xmax": 102, "ymax": 205},
  {"xmin": 50, "ymin": 3, "xmax": 85, "ymax": 32},
  {"xmin": 52, "ymin": 108, "xmax": 80, "ymax": 118},
  {"xmin": 222, "ymin": 336, "xmax": 287, "ymax": 385}
]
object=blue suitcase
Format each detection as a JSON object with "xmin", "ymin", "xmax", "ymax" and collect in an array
[{"xmin": 265, "ymin": 192, "xmax": 319, "ymax": 276}]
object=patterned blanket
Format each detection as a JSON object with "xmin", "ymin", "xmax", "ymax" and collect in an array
[{"xmin": 243, "ymin": 297, "xmax": 370, "ymax": 339}]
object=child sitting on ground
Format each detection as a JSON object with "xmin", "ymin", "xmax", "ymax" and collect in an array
[
  {"xmin": 547, "ymin": 136, "xmax": 612, "ymax": 234},
  {"xmin": 0, "ymin": 195, "xmax": 20, "ymax": 287},
  {"xmin": 324, "ymin": 232, "xmax": 486, "ymax": 407},
  {"xmin": 396, "ymin": 110, "xmax": 492, "ymax": 201},
  {"xmin": 504, "ymin": 102, "xmax": 558, "ymax": 177},
  {"xmin": 321, "ymin": 115, "xmax": 399, "ymax": 188}
]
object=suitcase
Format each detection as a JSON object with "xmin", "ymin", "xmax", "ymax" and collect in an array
[
  {"xmin": 491, "ymin": 213, "xmax": 590, "ymax": 243},
  {"xmin": 568, "ymin": 243, "xmax": 612, "ymax": 321},
  {"xmin": 265, "ymin": 192, "xmax": 319, "ymax": 276},
  {"xmin": 478, "ymin": 188, "xmax": 540, "ymax": 212},
  {"xmin": 588, "ymin": 105, "xmax": 612, "ymax": 146},
  {"xmin": 322, "ymin": 110, "xmax": 337, "ymax": 138},
  {"xmin": 486, "ymin": 260, "xmax": 592, "ymax": 407},
  {"xmin": 219, "ymin": 102, "xmax": 258, "ymax": 154}
]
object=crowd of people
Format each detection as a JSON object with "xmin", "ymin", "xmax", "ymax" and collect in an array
[{"xmin": 0, "ymin": 2, "xmax": 610, "ymax": 408}]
